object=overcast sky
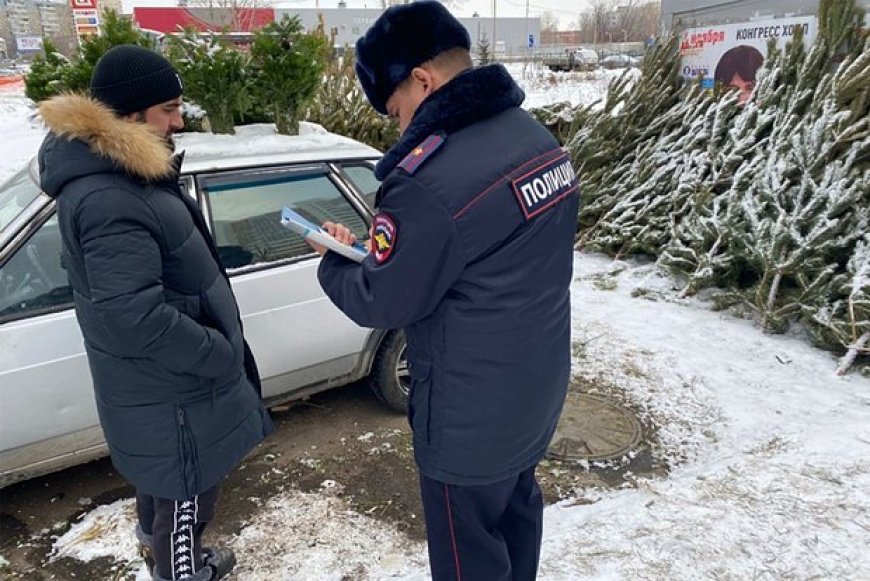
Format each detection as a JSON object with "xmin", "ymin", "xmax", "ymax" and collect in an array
[{"xmin": 120, "ymin": 0, "xmax": 596, "ymax": 26}]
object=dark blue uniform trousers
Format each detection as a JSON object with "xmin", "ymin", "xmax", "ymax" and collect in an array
[{"xmin": 420, "ymin": 465, "xmax": 544, "ymax": 581}]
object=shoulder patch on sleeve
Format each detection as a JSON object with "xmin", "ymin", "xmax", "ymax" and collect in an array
[
  {"xmin": 371, "ymin": 213, "xmax": 397, "ymax": 264},
  {"xmin": 397, "ymin": 133, "xmax": 445, "ymax": 175}
]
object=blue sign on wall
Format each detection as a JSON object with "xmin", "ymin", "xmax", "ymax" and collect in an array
[{"xmin": 528, "ymin": 34, "xmax": 535, "ymax": 47}]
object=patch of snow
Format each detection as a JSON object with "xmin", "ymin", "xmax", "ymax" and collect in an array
[
  {"xmin": 504, "ymin": 62, "xmax": 631, "ymax": 110},
  {"xmin": 0, "ymin": 84, "xmax": 44, "ymax": 184},
  {"xmin": 182, "ymin": 101, "xmax": 206, "ymax": 120},
  {"xmin": 228, "ymin": 490, "xmax": 428, "ymax": 580},
  {"xmin": 49, "ymin": 498, "xmax": 150, "ymax": 580},
  {"xmin": 537, "ymin": 254, "xmax": 870, "ymax": 579},
  {"xmin": 175, "ymin": 123, "xmax": 379, "ymax": 162},
  {"xmin": 298, "ymin": 121, "xmax": 329, "ymax": 135},
  {"xmin": 50, "ymin": 499, "xmax": 138, "ymax": 563}
]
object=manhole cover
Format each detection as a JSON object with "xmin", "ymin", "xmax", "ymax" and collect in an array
[{"xmin": 547, "ymin": 392, "xmax": 643, "ymax": 461}]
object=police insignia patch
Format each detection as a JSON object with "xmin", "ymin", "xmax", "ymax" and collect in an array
[
  {"xmin": 511, "ymin": 152, "xmax": 578, "ymax": 220},
  {"xmin": 371, "ymin": 213, "xmax": 397, "ymax": 264}
]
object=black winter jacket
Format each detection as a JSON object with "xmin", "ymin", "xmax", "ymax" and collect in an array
[
  {"xmin": 319, "ymin": 65, "xmax": 578, "ymax": 485},
  {"xmin": 37, "ymin": 95, "xmax": 273, "ymax": 500}
]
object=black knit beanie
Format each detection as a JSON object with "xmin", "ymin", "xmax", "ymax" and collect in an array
[{"xmin": 90, "ymin": 45, "xmax": 183, "ymax": 116}]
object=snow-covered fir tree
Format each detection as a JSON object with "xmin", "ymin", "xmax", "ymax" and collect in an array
[
  {"xmin": 532, "ymin": 0, "xmax": 869, "ymax": 373},
  {"xmin": 165, "ymin": 31, "xmax": 252, "ymax": 135}
]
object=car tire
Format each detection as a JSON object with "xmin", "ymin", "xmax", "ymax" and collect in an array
[{"xmin": 369, "ymin": 331, "xmax": 409, "ymax": 413}]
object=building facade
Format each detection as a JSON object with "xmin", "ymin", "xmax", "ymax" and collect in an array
[
  {"xmin": 273, "ymin": 8, "xmax": 540, "ymax": 59},
  {"xmin": 6, "ymin": 0, "xmax": 41, "ymax": 38},
  {"xmin": 662, "ymin": 0, "xmax": 870, "ymax": 29},
  {"xmin": 1, "ymin": 0, "xmax": 76, "ymax": 58},
  {"xmin": 133, "ymin": 6, "xmax": 540, "ymax": 60},
  {"xmin": 0, "ymin": 5, "xmax": 13, "ymax": 59}
]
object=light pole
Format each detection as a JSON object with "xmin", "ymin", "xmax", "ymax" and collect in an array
[
  {"xmin": 524, "ymin": 0, "xmax": 529, "ymax": 68},
  {"xmin": 472, "ymin": 11, "xmax": 480, "ymax": 59},
  {"xmin": 492, "ymin": 0, "xmax": 497, "ymax": 62}
]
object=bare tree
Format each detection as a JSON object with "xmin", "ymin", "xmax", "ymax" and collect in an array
[
  {"xmin": 540, "ymin": 11, "xmax": 559, "ymax": 46},
  {"xmin": 588, "ymin": 0, "xmax": 612, "ymax": 44},
  {"xmin": 615, "ymin": 0, "xmax": 660, "ymax": 41},
  {"xmin": 437, "ymin": 0, "xmax": 469, "ymax": 8},
  {"xmin": 577, "ymin": 0, "xmax": 660, "ymax": 44},
  {"xmin": 185, "ymin": 0, "xmax": 270, "ymax": 33},
  {"xmin": 633, "ymin": 2, "xmax": 662, "ymax": 40}
]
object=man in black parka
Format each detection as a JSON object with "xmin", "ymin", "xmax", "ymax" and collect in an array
[
  {"xmin": 37, "ymin": 45, "xmax": 273, "ymax": 581},
  {"xmin": 315, "ymin": 3, "xmax": 579, "ymax": 579}
]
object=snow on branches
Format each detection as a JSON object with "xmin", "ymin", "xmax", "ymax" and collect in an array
[{"xmin": 533, "ymin": 0, "xmax": 870, "ymax": 374}]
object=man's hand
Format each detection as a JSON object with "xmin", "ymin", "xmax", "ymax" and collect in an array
[{"xmin": 309, "ymin": 221, "xmax": 358, "ymax": 256}]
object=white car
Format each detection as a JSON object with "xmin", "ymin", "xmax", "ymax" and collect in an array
[
  {"xmin": 0, "ymin": 127, "xmax": 408, "ymax": 487},
  {"xmin": 572, "ymin": 48, "xmax": 599, "ymax": 70},
  {"xmin": 600, "ymin": 54, "xmax": 639, "ymax": 69}
]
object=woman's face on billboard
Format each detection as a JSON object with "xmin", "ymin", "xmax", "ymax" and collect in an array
[{"xmin": 729, "ymin": 72, "xmax": 756, "ymax": 104}]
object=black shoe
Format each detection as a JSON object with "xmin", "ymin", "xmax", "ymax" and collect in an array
[
  {"xmin": 202, "ymin": 546, "xmax": 236, "ymax": 580},
  {"xmin": 135, "ymin": 525, "xmax": 155, "ymax": 576},
  {"xmin": 139, "ymin": 543, "xmax": 155, "ymax": 576}
]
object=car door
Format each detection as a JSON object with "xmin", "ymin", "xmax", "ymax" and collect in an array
[
  {"xmin": 0, "ymin": 204, "xmax": 102, "ymax": 486},
  {"xmin": 193, "ymin": 163, "xmax": 374, "ymax": 401},
  {"xmin": 334, "ymin": 161, "xmax": 381, "ymax": 210}
]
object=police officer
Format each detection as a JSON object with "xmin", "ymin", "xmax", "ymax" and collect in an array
[{"xmin": 315, "ymin": 2, "xmax": 579, "ymax": 579}]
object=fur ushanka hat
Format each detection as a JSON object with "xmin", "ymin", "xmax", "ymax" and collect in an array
[{"xmin": 355, "ymin": 1, "xmax": 471, "ymax": 115}]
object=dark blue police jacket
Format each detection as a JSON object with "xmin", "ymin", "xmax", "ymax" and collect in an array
[{"xmin": 319, "ymin": 64, "xmax": 579, "ymax": 485}]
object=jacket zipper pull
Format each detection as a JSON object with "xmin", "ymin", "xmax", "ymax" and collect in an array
[{"xmin": 178, "ymin": 408, "xmax": 185, "ymax": 426}]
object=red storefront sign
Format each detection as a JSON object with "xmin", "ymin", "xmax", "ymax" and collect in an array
[{"xmin": 69, "ymin": 0, "xmax": 98, "ymax": 9}]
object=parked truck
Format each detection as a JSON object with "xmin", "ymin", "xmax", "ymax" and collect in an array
[{"xmin": 542, "ymin": 48, "xmax": 599, "ymax": 72}]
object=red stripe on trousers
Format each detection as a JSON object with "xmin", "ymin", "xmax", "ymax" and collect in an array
[{"xmin": 444, "ymin": 484, "xmax": 462, "ymax": 581}]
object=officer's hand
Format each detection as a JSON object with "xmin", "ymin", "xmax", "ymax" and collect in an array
[
  {"xmin": 310, "ymin": 221, "xmax": 358, "ymax": 256},
  {"xmin": 365, "ymin": 225, "xmax": 375, "ymax": 252}
]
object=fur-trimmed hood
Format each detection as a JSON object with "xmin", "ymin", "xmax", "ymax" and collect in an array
[
  {"xmin": 37, "ymin": 94, "xmax": 175, "ymax": 198},
  {"xmin": 374, "ymin": 64, "xmax": 524, "ymax": 180}
]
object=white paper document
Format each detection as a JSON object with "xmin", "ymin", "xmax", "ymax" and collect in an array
[{"xmin": 280, "ymin": 206, "xmax": 368, "ymax": 263}]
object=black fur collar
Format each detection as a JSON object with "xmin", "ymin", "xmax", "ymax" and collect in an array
[{"xmin": 374, "ymin": 64, "xmax": 524, "ymax": 179}]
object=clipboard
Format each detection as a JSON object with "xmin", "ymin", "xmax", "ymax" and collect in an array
[{"xmin": 280, "ymin": 206, "xmax": 368, "ymax": 263}]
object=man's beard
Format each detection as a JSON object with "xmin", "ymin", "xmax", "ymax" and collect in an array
[{"xmin": 134, "ymin": 111, "xmax": 175, "ymax": 151}]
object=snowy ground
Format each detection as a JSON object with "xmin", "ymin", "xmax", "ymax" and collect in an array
[
  {"xmin": 0, "ymin": 82, "xmax": 43, "ymax": 184},
  {"xmin": 3, "ymin": 74, "xmax": 869, "ymax": 579},
  {"xmin": 505, "ymin": 62, "xmax": 624, "ymax": 110},
  {"xmin": 39, "ymin": 255, "xmax": 870, "ymax": 580}
]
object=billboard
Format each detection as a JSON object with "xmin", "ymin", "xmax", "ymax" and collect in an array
[
  {"xmin": 16, "ymin": 36, "xmax": 44, "ymax": 52},
  {"xmin": 73, "ymin": 4, "xmax": 101, "ymax": 44},
  {"xmin": 680, "ymin": 16, "xmax": 816, "ymax": 103}
]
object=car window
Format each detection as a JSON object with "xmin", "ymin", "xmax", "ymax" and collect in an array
[
  {"xmin": 340, "ymin": 164, "xmax": 381, "ymax": 210},
  {"xmin": 0, "ymin": 167, "xmax": 41, "ymax": 233},
  {"xmin": 199, "ymin": 167, "xmax": 370, "ymax": 271},
  {"xmin": 0, "ymin": 214, "xmax": 72, "ymax": 322}
]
